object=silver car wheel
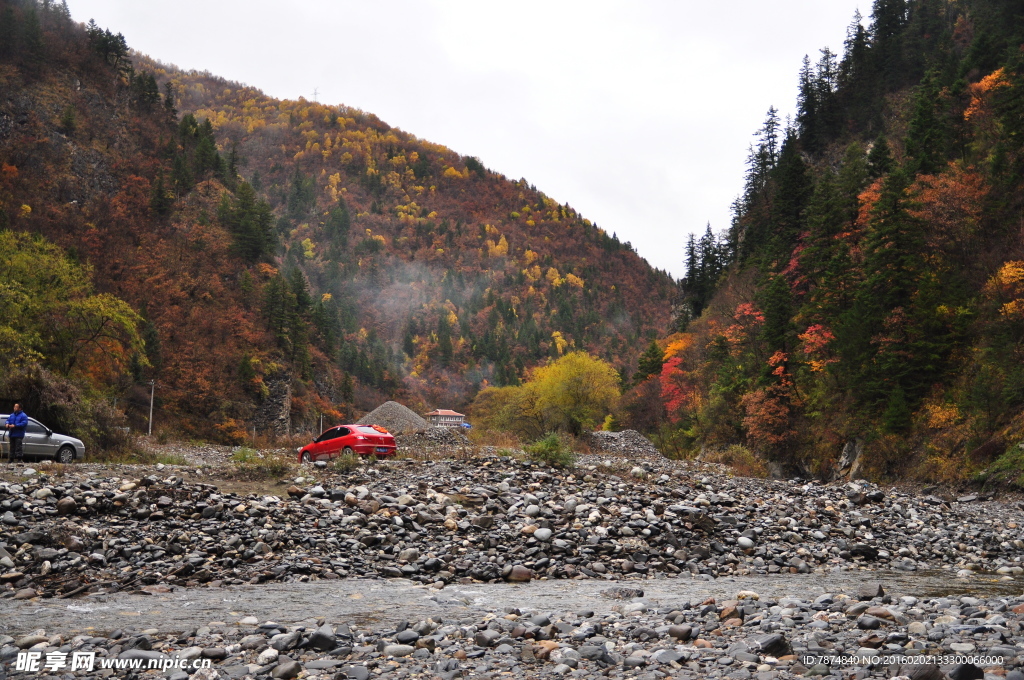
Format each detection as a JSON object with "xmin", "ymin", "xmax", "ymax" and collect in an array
[{"xmin": 56, "ymin": 446, "xmax": 75, "ymax": 464}]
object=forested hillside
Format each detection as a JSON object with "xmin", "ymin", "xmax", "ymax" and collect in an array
[
  {"xmin": 0, "ymin": 0, "xmax": 675, "ymax": 441},
  {"xmin": 133, "ymin": 54, "xmax": 676, "ymax": 414},
  {"xmin": 641, "ymin": 0, "xmax": 1024, "ymax": 484}
]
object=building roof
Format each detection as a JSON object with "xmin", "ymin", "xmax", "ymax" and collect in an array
[{"xmin": 425, "ymin": 409, "xmax": 464, "ymax": 417}]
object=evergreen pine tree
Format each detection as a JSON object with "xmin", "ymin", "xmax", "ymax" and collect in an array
[
  {"xmin": 867, "ymin": 135, "xmax": 894, "ymax": 178},
  {"xmin": 0, "ymin": 7, "xmax": 16, "ymax": 60},
  {"xmin": 219, "ymin": 182, "xmax": 275, "ymax": 263},
  {"xmin": 22, "ymin": 5, "xmax": 44, "ymax": 66},
  {"xmin": 326, "ymin": 200, "xmax": 351, "ymax": 244},
  {"xmin": 904, "ymin": 73, "xmax": 948, "ymax": 175},
  {"xmin": 768, "ymin": 131, "xmax": 812, "ymax": 263},
  {"xmin": 633, "ymin": 339, "xmax": 665, "ymax": 383},
  {"xmin": 150, "ymin": 170, "xmax": 172, "ymax": 215},
  {"xmin": 163, "ymin": 81, "xmax": 177, "ymax": 116},
  {"xmin": 759, "ymin": 274, "xmax": 794, "ymax": 356}
]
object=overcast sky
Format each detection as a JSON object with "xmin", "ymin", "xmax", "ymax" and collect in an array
[{"xmin": 68, "ymin": 0, "xmax": 864, "ymax": 278}]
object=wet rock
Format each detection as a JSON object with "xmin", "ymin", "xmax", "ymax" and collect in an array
[
  {"xmin": 668, "ymin": 625, "xmax": 692, "ymax": 640},
  {"xmin": 345, "ymin": 666, "xmax": 370, "ymax": 680},
  {"xmin": 270, "ymin": 631, "xmax": 300, "ymax": 651},
  {"xmin": 308, "ymin": 623, "xmax": 336, "ymax": 651},
  {"xmin": 270, "ymin": 660, "xmax": 301, "ymax": 679},
  {"xmin": 899, "ymin": 663, "xmax": 948, "ymax": 680},
  {"xmin": 854, "ymin": 583, "xmax": 883, "ymax": 600},
  {"xmin": 506, "ymin": 565, "xmax": 532, "ymax": 582},
  {"xmin": 857, "ymin": 616, "xmax": 882, "ymax": 630},
  {"xmin": 948, "ymin": 663, "xmax": 984, "ymax": 680},
  {"xmin": 16, "ymin": 634, "xmax": 48, "ymax": 649}
]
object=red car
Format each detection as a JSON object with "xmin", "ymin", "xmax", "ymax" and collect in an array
[{"xmin": 297, "ymin": 424, "xmax": 396, "ymax": 463}]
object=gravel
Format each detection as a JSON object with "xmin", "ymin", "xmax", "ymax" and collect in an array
[
  {"xmin": 586, "ymin": 430, "xmax": 662, "ymax": 458},
  {"xmin": 1, "ymin": 586, "xmax": 1022, "ymax": 678},
  {"xmin": 395, "ymin": 427, "xmax": 470, "ymax": 451},
  {"xmin": 1, "ymin": 453, "xmax": 1023, "ymax": 600},
  {"xmin": 2, "ymin": 443, "xmax": 1024, "ymax": 678},
  {"xmin": 356, "ymin": 402, "xmax": 427, "ymax": 435}
]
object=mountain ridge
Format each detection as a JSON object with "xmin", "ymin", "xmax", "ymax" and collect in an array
[{"xmin": 0, "ymin": 0, "xmax": 677, "ymax": 441}]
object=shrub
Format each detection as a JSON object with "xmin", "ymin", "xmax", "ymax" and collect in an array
[
  {"xmin": 332, "ymin": 451, "xmax": 361, "ymax": 473},
  {"xmin": 975, "ymin": 442, "xmax": 1024, "ymax": 489},
  {"xmin": 525, "ymin": 432, "xmax": 575, "ymax": 468},
  {"xmin": 703, "ymin": 444, "xmax": 768, "ymax": 478},
  {"xmin": 231, "ymin": 447, "xmax": 259, "ymax": 463},
  {"xmin": 231, "ymin": 447, "xmax": 293, "ymax": 479}
]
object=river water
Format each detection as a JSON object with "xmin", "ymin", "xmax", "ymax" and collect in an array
[{"xmin": 1, "ymin": 569, "xmax": 1020, "ymax": 638}]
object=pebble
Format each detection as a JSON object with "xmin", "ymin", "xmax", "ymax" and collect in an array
[
  {"xmin": 0, "ymin": 586, "xmax": 1016, "ymax": 680},
  {"xmin": 2, "ymin": 444, "xmax": 1024, "ymax": 678},
  {"xmin": 2, "ymin": 451, "xmax": 1024, "ymax": 597}
]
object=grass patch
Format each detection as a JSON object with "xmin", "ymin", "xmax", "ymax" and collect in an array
[
  {"xmin": 231, "ymin": 447, "xmax": 260, "ymax": 464},
  {"xmin": 703, "ymin": 444, "xmax": 768, "ymax": 478},
  {"xmin": 524, "ymin": 432, "xmax": 575, "ymax": 468},
  {"xmin": 332, "ymin": 452, "xmax": 361, "ymax": 473},
  {"xmin": 37, "ymin": 462, "xmax": 69, "ymax": 478},
  {"xmin": 468, "ymin": 429, "xmax": 521, "ymax": 447},
  {"xmin": 85, "ymin": 438, "xmax": 151, "ymax": 464},
  {"xmin": 231, "ymin": 447, "xmax": 294, "ymax": 479},
  {"xmin": 975, "ymin": 442, "xmax": 1024, "ymax": 488}
]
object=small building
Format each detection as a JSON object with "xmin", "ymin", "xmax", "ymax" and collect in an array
[{"xmin": 425, "ymin": 409, "xmax": 465, "ymax": 428}]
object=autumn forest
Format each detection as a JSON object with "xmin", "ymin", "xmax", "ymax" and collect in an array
[{"xmin": 2, "ymin": 0, "xmax": 1024, "ymax": 486}]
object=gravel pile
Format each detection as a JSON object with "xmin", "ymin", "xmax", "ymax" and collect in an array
[
  {"xmin": 2, "ymin": 455, "xmax": 1024, "ymax": 603},
  {"xmin": 356, "ymin": 402, "xmax": 427, "ymax": 435},
  {"xmin": 2, "ymin": 585, "xmax": 1023, "ymax": 679},
  {"xmin": 586, "ymin": 431, "xmax": 662, "ymax": 458},
  {"xmin": 395, "ymin": 427, "xmax": 470, "ymax": 451}
]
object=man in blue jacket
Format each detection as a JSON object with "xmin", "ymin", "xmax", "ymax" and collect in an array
[{"xmin": 6, "ymin": 403, "xmax": 27, "ymax": 462}]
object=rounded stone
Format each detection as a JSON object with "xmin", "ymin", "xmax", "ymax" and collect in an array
[{"xmin": 507, "ymin": 565, "xmax": 533, "ymax": 582}]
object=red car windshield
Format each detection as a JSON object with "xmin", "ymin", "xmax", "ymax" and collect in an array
[{"xmin": 357, "ymin": 426, "xmax": 387, "ymax": 435}]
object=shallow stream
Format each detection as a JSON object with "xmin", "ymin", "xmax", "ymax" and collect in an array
[{"xmin": 1, "ymin": 569, "xmax": 1020, "ymax": 637}]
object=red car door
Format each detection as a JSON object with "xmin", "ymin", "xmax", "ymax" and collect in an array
[
  {"xmin": 327, "ymin": 427, "xmax": 350, "ymax": 458},
  {"xmin": 311, "ymin": 427, "xmax": 339, "ymax": 460}
]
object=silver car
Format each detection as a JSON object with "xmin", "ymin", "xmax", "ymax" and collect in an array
[{"xmin": 0, "ymin": 414, "xmax": 85, "ymax": 463}]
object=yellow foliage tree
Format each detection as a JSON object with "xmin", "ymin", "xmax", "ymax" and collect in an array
[
  {"xmin": 530, "ymin": 351, "xmax": 621, "ymax": 436},
  {"xmin": 488, "ymin": 234, "xmax": 509, "ymax": 257},
  {"xmin": 551, "ymin": 331, "xmax": 568, "ymax": 355},
  {"xmin": 0, "ymin": 232, "xmax": 143, "ymax": 380},
  {"xmin": 470, "ymin": 352, "xmax": 620, "ymax": 438}
]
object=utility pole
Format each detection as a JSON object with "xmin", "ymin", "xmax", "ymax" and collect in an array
[
  {"xmin": 147, "ymin": 380, "xmax": 155, "ymax": 436},
  {"xmin": 312, "ymin": 86, "xmax": 319, "ymax": 102},
  {"xmin": 319, "ymin": 413, "xmax": 323, "ymax": 434}
]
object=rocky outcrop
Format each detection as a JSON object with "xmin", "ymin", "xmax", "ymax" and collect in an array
[{"xmin": 254, "ymin": 371, "xmax": 291, "ymax": 436}]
